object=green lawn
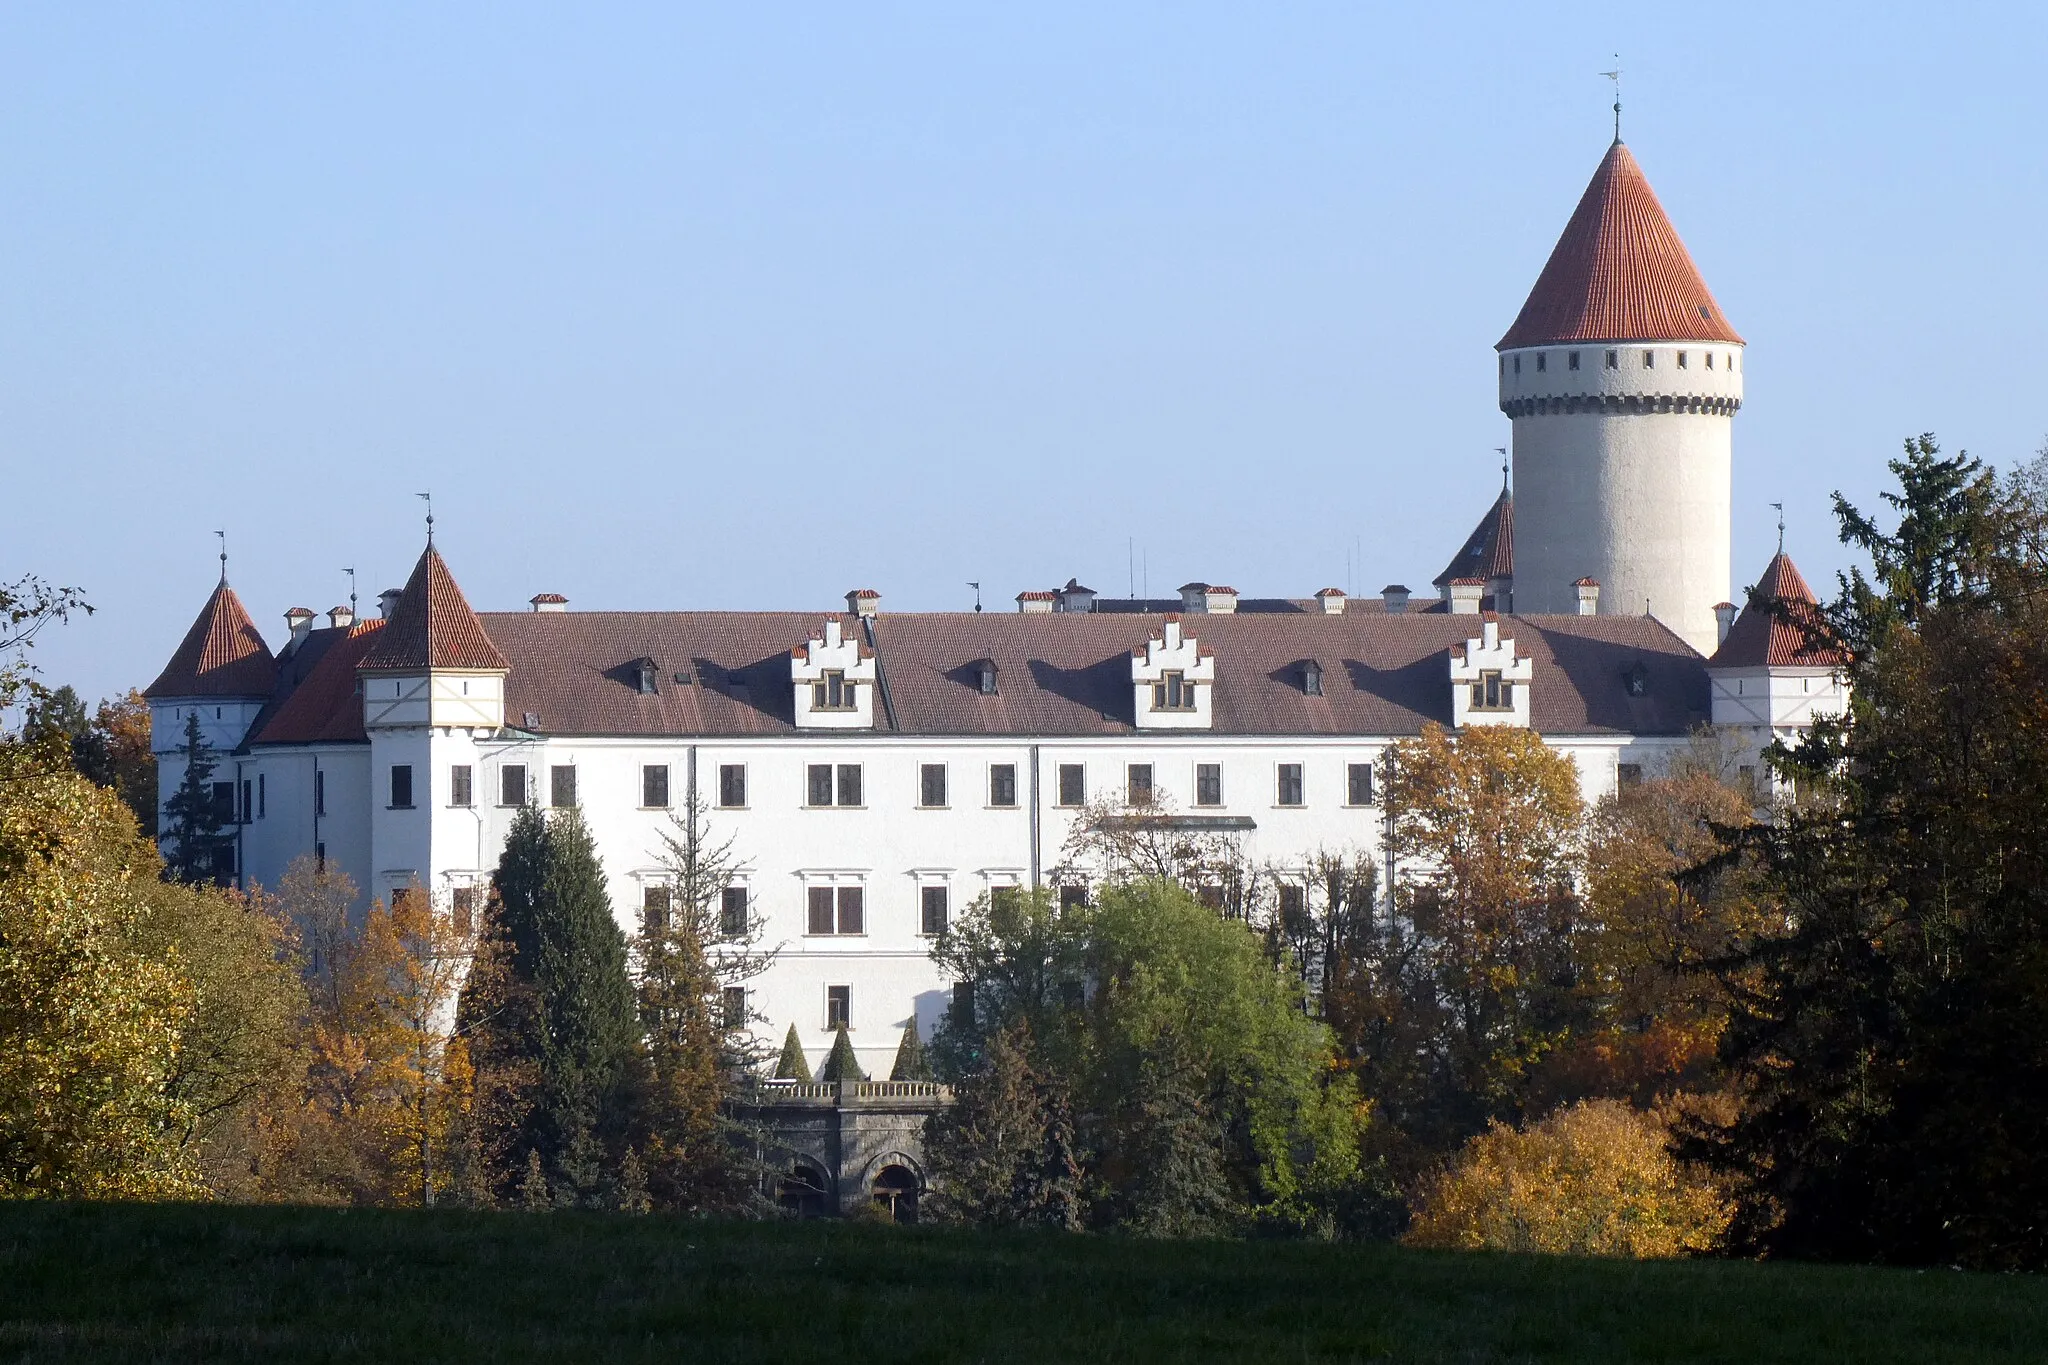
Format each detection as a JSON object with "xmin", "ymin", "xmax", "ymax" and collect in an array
[{"xmin": 0, "ymin": 1204, "xmax": 2043, "ymax": 1363}]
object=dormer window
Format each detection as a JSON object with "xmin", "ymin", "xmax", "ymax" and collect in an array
[
  {"xmin": 813, "ymin": 670, "xmax": 854, "ymax": 711},
  {"xmin": 635, "ymin": 657, "xmax": 659, "ymax": 695},
  {"xmin": 1623, "ymin": 662, "xmax": 1650, "ymax": 697},
  {"xmin": 975, "ymin": 660, "xmax": 998, "ymax": 696},
  {"xmin": 1302, "ymin": 661, "xmax": 1324, "ymax": 696},
  {"xmin": 1153, "ymin": 670, "xmax": 1196, "ymax": 711},
  {"xmin": 1471, "ymin": 670, "xmax": 1512, "ymax": 711}
]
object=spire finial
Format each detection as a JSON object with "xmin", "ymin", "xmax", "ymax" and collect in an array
[
  {"xmin": 1600, "ymin": 56, "xmax": 1623, "ymax": 142},
  {"xmin": 417, "ymin": 491, "xmax": 434, "ymax": 544},
  {"xmin": 344, "ymin": 566, "xmax": 357, "ymax": 617},
  {"xmin": 1771, "ymin": 501, "xmax": 1786, "ymax": 554},
  {"xmin": 215, "ymin": 530, "xmax": 228, "ymax": 583},
  {"xmin": 1496, "ymin": 446, "xmax": 1510, "ymax": 495}
]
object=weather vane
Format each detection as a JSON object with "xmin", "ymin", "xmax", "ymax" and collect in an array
[
  {"xmin": 418, "ymin": 491, "xmax": 434, "ymax": 543},
  {"xmin": 967, "ymin": 581, "xmax": 983, "ymax": 614},
  {"xmin": 1601, "ymin": 56, "xmax": 1623, "ymax": 141},
  {"xmin": 215, "ymin": 529, "xmax": 227, "ymax": 582},
  {"xmin": 1770, "ymin": 501, "xmax": 1786, "ymax": 553},
  {"xmin": 1496, "ymin": 446, "xmax": 1509, "ymax": 494},
  {"xmin": 344, "ymin": 566, "xmax": 357, "ymax": 616}
]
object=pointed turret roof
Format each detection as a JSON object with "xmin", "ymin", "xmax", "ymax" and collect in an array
[
  {"xmin": 358, "ymin": 544, "xmax": 509, "ymax": 672},
  {"xmin": 1498, "ymin": 141, "xmax": 1741, "ymax": 350},
  {"xmin": 1434, "ymin": 489, "xmax": 1514, "ymax": 588},
  {"xmin": 1709, "ymin": 551, "xmax": 1845, "ymax": 668},
  {"xmin": 145, "ymin": 580, "xmax": 277, "ymax": 698}
]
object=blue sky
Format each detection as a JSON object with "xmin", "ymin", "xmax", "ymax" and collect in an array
[{"xmin": 5, "ymin": 3, "xmax": 2044, "ymax": 702}]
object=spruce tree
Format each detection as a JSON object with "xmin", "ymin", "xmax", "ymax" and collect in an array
[
  {"xmin": 889, "ymin": 1020, "xmax": 934, "ymax": 1082},
  {"xmin": 817, "ymin": 1024, "xmax": 865, "ymax": 1082},
  {"xmin": 774, "ymin": 1025, "xmax": 812, "ymax": 1081},
  {"xmin": 159, "ymin": 712, "xmax": 225, "ymax": 883}
]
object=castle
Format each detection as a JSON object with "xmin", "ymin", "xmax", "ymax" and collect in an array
[{"xmin": 144, "ymin": 136, "xmax": 1846, "ymax": 1103}]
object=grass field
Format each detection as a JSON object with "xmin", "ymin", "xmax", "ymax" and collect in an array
[{"xmin": 1, "ymin": 1204, "xmax": 2044, "ymax": 1363}]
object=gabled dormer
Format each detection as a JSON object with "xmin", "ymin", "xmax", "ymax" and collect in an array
[
  {"xmin": 356, "ymin": 544, "xmax": 509, "ymax": 733},
  {"xmin": 1450, "ymin": 617, "xmax": 1532, "ymax": 728},
  {"xmin": 145, "ymin": 576, "xmax": 278, "ymax": 756},
  {"xmin": 1132, "ymin": 616, "xmax": 1214, "ymax": 730},
  {"xmin": 792, "ymin": 617, "xmax": 877, "ymax": 730}
]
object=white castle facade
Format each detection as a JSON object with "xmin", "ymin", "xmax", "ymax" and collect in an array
[{"xmin": 144, "ymin": 137, "xmax": 1846, "ymax": 1080}]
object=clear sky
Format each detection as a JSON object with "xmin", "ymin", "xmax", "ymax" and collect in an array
[{"xmin": 6, "ymin": 3, "xmax": 2044, "ymax": 703}]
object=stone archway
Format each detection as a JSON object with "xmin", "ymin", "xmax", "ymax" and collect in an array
[
  {"xmin": 863, "ymin": 1151, "xmax": 926, "ymax": 1225},
  {"xmin": 777, "ymin": 1158, "xmax": 832, "ymax": 1219}
]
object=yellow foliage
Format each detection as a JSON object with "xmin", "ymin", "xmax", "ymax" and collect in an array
[{"xmin": 1405, "ymin": 1099, "xmax": 1729, "ymax": 1258}]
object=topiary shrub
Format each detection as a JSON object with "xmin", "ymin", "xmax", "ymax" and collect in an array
[
  {"xmin": 889, "ymin": 1021, "xmax": 934, "ymax": 1082},
  {"xmin": 817, "ymin": 1024, "xmax": 866, "ymax": 1083},
  {"xmin": 773, "ymin": 1024, "xmax": 813, "ymax": 1082}
]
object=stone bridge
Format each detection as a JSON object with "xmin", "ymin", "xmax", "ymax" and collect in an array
[{"xmin": 738, "ymin": 1079, "xmax": 952, "ymax": 1222}]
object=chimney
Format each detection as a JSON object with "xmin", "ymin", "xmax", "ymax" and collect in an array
[
  {"xmin": 1714, "ymin": 600, "xmax": 1737, "ymax": 645},
  {"xmin": 284, "ymin": 607, "xmax": 315, "ymax": 648},
  {"xmin": 1203, "ymin": 585, "xmax": 1239, "ymax": 615},
  {"xmin": 378, "ymin": 588, "xmax": 404, "ymax": 621},
  {"xmin": 1315, "ymin": 588, "xmax": 1346, "ymax": 616},
  {"xmin": 1015, "ymin": 590, "xmax": 1056, "ymax": 614},
  {"xmin": 328, "ymin": 604, "xmax": 355, "ymax": 629},
  {"xmin": 1178, "ymin": 582, "xmax": 1209, "ymax": 613},
  {"xmin": 846, "ymin": 588, "xmax": 880, "ymax": 618},
  {"xmin": 1574, "ymin": 577, "xmax": 1601, "ymax": 616},
  {"xmin": 1448, "ymin": 579, "xmax": 1484, "ymax": 615},
  {"xmin": 1382, "ymin": 584, "xmax": 1410, "ymax": 615},
  {"xmin": 530, "ymin": 593, "xmax": 569, "ymax": 614},
  {"xmin": 1057, "ymin": 578, "xmax": 1096, "ymax": 614}
]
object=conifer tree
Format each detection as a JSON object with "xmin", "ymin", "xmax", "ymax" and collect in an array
[
  {"xmin": 889, "ymin": 1020, "xmax": 934, "ymax": 1082},
  {"xmin": 817, "ymin": 1024, "xmax": 865, "ymax": 1082},
  {"xmin": 773, "ymin": 1025, "xmax": 812, "ymax": 1082},
  {"xmin": 160, "ymin": 713, "xmax": 226, "ymax": 884}
]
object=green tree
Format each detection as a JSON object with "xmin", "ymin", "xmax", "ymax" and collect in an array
[
  {"xmin": 160, "ymin": 713, "xmax": 226, "ymax": 885},
  {"xmin": 817, "ymin": 1025, "xmax": 865, "ymax": 1082},
  {"xmin": 773, "ymin": 1025, "xmax": 812, "ymax": 1081},
  {"xmin": 889, "ymin": 1021, "xmax": 934, "ymax": 1082},
  {"xmin": 923, "ymin": 1018, "xmax": 1077, "ymax": 1229}
]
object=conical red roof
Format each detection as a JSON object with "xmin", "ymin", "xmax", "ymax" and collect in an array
[
  {"xmin": 1709, "ymin": 552, "xmax": 1845, "ymax": 668},
  {"xmin": 144, "ymin": 581, "xmax": 277, "ymax": 698},
  {"xmin": 358, "ymin": 544, "xmax": 509, "ymax": 672},
  {"xmin": 1434, "ymin": 489, "xmax": 1514, "ymax": 588},
  {"xmin": 1498, "ymin": 141, "xmax": 1741, "ymax": 350}
]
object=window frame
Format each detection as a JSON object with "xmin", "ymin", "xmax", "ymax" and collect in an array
[
  {"xmin": 1056, "ymin": 763, "xmax": 1085, "ymax": 808},
  {"xmin": 641, "ymin": 763, "xmax": 671, "ymax": 809},
  {"xmin": 389, "ymin": 764, "xmax": 414, "ymax": 810},
  {"xmin": 720, "ymin": 885, "xmax": 749, "ymax": 937},
  {"xmin": 549, "ymin": 764, "xmax": 577, "ymax": 809},
  {"xmin": 1126, "ymin": 763, "xmax": 1155, "ymax": 806},
  {"xmin": 1195, "ymin": 762, "xmax": 1223, "ymax": 807},
  {"xmin": 1470, "ymin": 670, "xmax": 1513, "ymax": 712},
  {"xmin": 988, "ymin": 763, "xmax": 1018, "ymax": 808},
  {"xmin": 812, "ymin": 670, "xmax": 855, "ymax": 711},
  {"xmin": 826, "ymin": 985, "xmax": 852, "ymax": 1030},
  {"xmin": 807, "ymin": 763, "xmax": 835, "ymax": 807},
  {"xmin": 499, "ymin": 764, "xmax": 527, "ymax": 808},
  {"xmin": 920, "ymin": 884, "xmax": 949, "ymax": 937},
  {"xmin": 836, "ymin": 763, "xmax": 863, "ymax": 808},
  {"xmin": 450, "ymin": 764, "xmax": 473, "ymax": 808},
  {"xmin": 718, "ymin": 763, "xmax": 747, "ymax": 808},
  {"xmin": 1276, "ymin": 762, "xmax": 1304, "ymax": 808},
  {"xmin": 1151, "ymin": 669, "xmax": 1196, "ymax": 712},
  {"xmin": 1346, "ymin": 761, "xmax": 1376, "ymax": 807},
  {"xmin": 918, "ymin": 762, "xmax": 948, "ymax": 809}
]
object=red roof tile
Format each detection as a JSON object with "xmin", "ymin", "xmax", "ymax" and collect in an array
[
  {"xmin": 1709, "ymin": 552, "xmax": 1846, "ymax": 668},
  {"xmin": 1498, "ymin": 141, "xmax": 1741, "ymax": 349},
  {"xmin": 1435, "ymin": 490, "xmax": 1514, "ymax": 588},
  {"xmin": 358, "ymin": 545, "xmax": 509, "ymax": 673},
  {"xmin": 144, "ymin": 581, "xmax": 277, "ymax": 698},
  {"xmin": 255, "ymin": 620, "xmax": 389, "ymax": 743}
]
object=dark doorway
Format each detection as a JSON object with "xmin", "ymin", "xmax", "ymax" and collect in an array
[{"xmin": 871, "ymin": 1165, "xmax": 920, "ymax": 1224}]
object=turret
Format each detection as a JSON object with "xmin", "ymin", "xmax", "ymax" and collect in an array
[
  {"xmin": 1706, "ymin": 549, "xmax": 1848, "ymax": 739},
  {"xmin": 1498, "ymin": 139, "xmax": 1742, "ymax": 654},
  {"xmin": 356, "ymin": 543, "xmax": 510, "ymax": 733}
]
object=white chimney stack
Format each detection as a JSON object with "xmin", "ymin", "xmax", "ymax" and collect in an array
[
  {"xmin": 1575, "ymin": 578, "xmax": 1601, "ymax": 616},
  {"xmin": 1382, "ymin": 584, "xmax": 1410, "ymax": 614},
  {"xmin": 1057, "ymin": 579, "xmax": 1096, "ymax": 614},
  {"xmin": 377, "ymin": 588, "xmax": 404, "ymax": 621},
  {"xmin": 1203, "ymin": 585, "xmax": 1239, "ymax": 615},
  {"xmin": 1448, "ymin": 579, "xmax": 1484, "ymax": 615},
  {"xmin": 328, "ymin": 604, "xmax": 355, "ymax": 629},
  {"xmin": 530, "ymin": 593, "xmax": 569, "ymax": 614},
  {"xmin": 1016, "ymin": 591, "xmax": 1056, "ymax": 614},
  {"xmin": 846, "ymin": 588, "xmax": 880, "ymax": 617},
  {"xmin": 1178, "ymin": 582, "xmax": 1209, "ymax": 614},
  {"xmin": 1714, "ymin": 600, "xmax": 1737, "ymax": 645},
  {"xmin": 284, "ymin": 607, "xmax": 315, "ymax": 648},
  {"xmin": 1315, "ymin": 588, "xmax": 1346, "ymax": 616}
]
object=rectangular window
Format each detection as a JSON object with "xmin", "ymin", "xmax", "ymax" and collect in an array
[
  {"xmin": 1677, "ymin": 350, "xmax": 1688, "ymax": 368},
  {"xmin": 642, "ymin": 764, "xmax": 670, "ymax": 808},
  {"xmin": 1059, "ymin": 884, "xmax": 1089, "ymax": 913},
  {"xmin": 721, "ymin": 886, "xmax": 749, "ymax": 937},
  {"xmin": 826, "ymin": 985, "xmax": 851, "ymax": 1030},
  {"xmin": 1568, "ymin": 351, "xmax": 1580, "ymax": 370},
  {"xmin": 1642, "ymin": 349, "xmax": 1655, "ymax": 368},
  {"xmin": 240, "ymin": 778, "xmax": 253, "ymax": 823},
  {"xmin": 1535, "ymin": 352, "xmax": 1546, "ymax": 372},
  {"xmin": 951, "ymin": 980, "xmax": 974, "ymax": 1025},
  {"xmin": 812, "ymin": 670, "xmax": 854, "ymax": 711},
  {"xmin": 1471, "ymin": 671, "xmax": 1512, "ymax": 711},
  {"xmin": 550, "ymin": 765, "xmax": 576, "ymax": 809},
  {"xmin": 1151, "ymin": 670, "xmax": 1195, "ymax": 711},
  {"xmin": 919, "ymin": 763, "xmax": 947, "ymax": 808},
  {"xmin": 1126, "ymin": 763, "xmax": 1154, "ymax": 806},
  {"xmin": 1605, "ymin": 349, "xmax": 1619, "ymax": 369},
  {"xmin": 390, "ymin": 765, "xmax": 414, "ymax": 809},
  {"xmin": 211, "ymin": 780, "xmax": 235, "ymax": 823},
  {"xmin": 989, "ymin": 763, "xmax": 1018, "ymax": 807},
  {"xmin": 1347, "ymin": 762, "xmax": 1376, "ymax": 806},
  {"xmin": 1057, "ymin": 763, "xmax": 1085, "ymax": 807},
  {"xmin": 721, "ymin": 986, "xmax": 747, "ymax": 1029},
  {"xmin": 500, "ymin": 764, "xmax": 526, "ymax": 807},
  {"xmin": 837, "ymin": 886, "xmax": 864, "ymax": 935},
  {"xmin": 257, "ymin": 773, "xmax": 266, "ymax": 819},
  {"xmin": 450, "ymin": 765, "xmax": 473, "ymax": 808},
  {"xmin": 1277, "ymin": 884, "xmax": 1307, "ymax": 932},
  {"xmin": 642, "ymin": 884, "xmax": 671, "ymax": 932},
  {"xmin": 718, "ymin": 763, "xmax": 746, "ymax": 808},
  {"xmin": 452, "ymin": 886, "xmax": 476, "ymax": 936},
  {"xmin": 1195, "ymin": 763, "xmax": 1222, "ymax": 807},
  {"xmin": 808, "ymin": 886, "xmax": 836, "ymax": 935},
  {"xmin": 836, "ymin": 764, "xmax": 863, "ymax": 807},
  {"xmin": 1276, "ymin": 763, "xmax": 1304, "ymax": 807},
  {"xmin": 921, "ymin": 885, "xmax": 949, "ymax": 936},
  {"xmin": 808, "ymin": 764, "xmax": 834, "ymax": 807},
  {"xmin": 315, "ymin": 769, "xmax": 326, "ymax": 817},
  {"xmin": 1618, "ymin": 763, "xmax": 1644, "ymax": 791}
]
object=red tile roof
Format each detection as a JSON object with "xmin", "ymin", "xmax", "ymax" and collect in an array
[
  {"xmin": 1435, "ymin": 490, "xmax": 1514, "ymax": 588},
  {"xmin": 1498, "ymin": 141, "xmax": 1741, "ymax": 349},
  {"xmin": 144, "ymin": 581, "xmax": 277, "ymax": 698},
  {"xmin": 253, "ymin": 620, "xmax": 389, "ymax": 744},
  {"xmin": 1709, "ymin": 552, "xmax": 1846, "ymax": 668},
  {"xmin": 358, "ymin": 545, "xmax": 510, "ymax": 673}
]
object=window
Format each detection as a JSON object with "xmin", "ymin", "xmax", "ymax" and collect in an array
[
  {"xmin": 813, "ymin": 670, "xmax": 854, "ymax": 711},
  {"xmin": 808, "ymin": 764, "xmax": 834, "ymax": 807},
  {"xmin": 992, "ymin": 886, "xmax": 1023, "ymax": 914},
  {"xmin": 718, "ymin": 763, "xmax": 746, "ymax": 807},
  {"xmin": 1605, "ymin": 349, "xmax": 1619, "ymax": 369},
  {"xmin": 1151, "ymin": 670, "xmax": 1195, "ymax": 711},
  {"xmin": 1617, "ymin": 763, "xmax": 1644, "ymax": 791},
  {"xmin": 1512, "ymin": 355, "xmax": 1521, "ymax": 374},
  {"xmin": 450, "ymin": 765, "xmax": 473, "ymax": 807},
  {"xmin": 1057, "ymin": 763, "xmax": 1085, "ymax": 807},
  {"xmin": 808, "ymin": 886, "xmax": 864, "ymax": 935},
  {"xmin": 643, "ymin": 884, "xmax": 671, "ymax": 932},
  {"xmin": 315, "ymin": 769, "xmax": 326, "ymax": 817},
  {"xmin": 1059, "ymin": 884, "xmax": 1089, "ymax": 913},
  {"xmin": 989, "ymin": 763, "xmax": 1018, "ymax": 807},
  {"xmin": 1302, "ymin": 661, "xmax": 1323, "ymax": 696},
  {"xmin": 1126, "ymin": 764, "xmax": 1154, "ymax": 806},
  {"xmin": 1471, "ymin": 671, "xmax": 1512, "ymax": 711},
  {"xmin": 1642, "ymin": 349, "xmax": 1655, "ymax": 368},
  {"xmin": 500, "ymin": 764, "xmax": 526, "ymax": 807},
  {"xmin": 642, "ymin": 764, "xmax": 670, "ymax": 808},
  {"xmin": 1347, "ymin": 762, "xmax": 1376, "ymax": 806},
  {"xmin": 921, "ymin": 885, "xmax": 949, "ymax": 936},
  {"xmin": 1535, "ymin": 352, "xmax": 1546, "ymax": 372},
  {"xmin": 951, "ymin": 980, "xmax": 974, "ymax": 1025},
  {"xmin": 721, "ymin": 886, "xmax": 749, "ymax": 937},
  {"xmin": 1196, "ymin": 763, "xmax": 1222, "ymax": 807},
  {"xmin": 1277, "ymin": 763, "xmax": 1304, "ymax": 807},
  {"xmin": 390, "ymin": 765, "xmax": 414, "ymax": 809},
  {"xmin": 240, "ymin": 778, "xmax": 253, "ymax": 823},
  {"xmin": 1568, "ymin": 351, "xmax": 1580, "ymax": 370},
  {"xmin": 452, "ymin": 886, "xmax": 476, "ymax": 936},
  {"xmin": 808, "ymin": 886, "xmax": 835, "ymax": 934},
  {"xmin": 1277, "ymin": 883, "xmax": 1307, "ymax": 933},
  {"xmin": 1677, "ymin": 350, "xmax": 1688, "ymax": 368},
  {"xmin": 257, "ymin": 773, "xmax": 266, "ymax": 819},
  {"xmin": 919, "ymin": 763, "xmax": 948, "ymax": 808},
  {"xmin": 722, "ymin": 986, "xmax": 746, "ymax": 1029},
  {"xmin": 826, "ymin": 985, "xmax": 851, "ymax": 1030},
  {"xmin": 1704, "ymin": 351, "xmax": 1714, "ymax": 369},
  {"xmin": 976, "ymin": 661, "xmax": 998, "ymax": 695},
  {"xmin": 550, "ymin": 765, "xmax": 576, "ymax": 808},
  {"xmin": 837, "ymin": 764, "xmax": 863, "ymax": 807},
  {"xmin": 211, "ymin": 780, "xmax": 235, "ymax": 823}
]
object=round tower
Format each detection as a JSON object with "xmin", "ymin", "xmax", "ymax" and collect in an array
[{"xmin": 1498, "ymin": 139, "xmax": 1742, "ymax": 656}]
